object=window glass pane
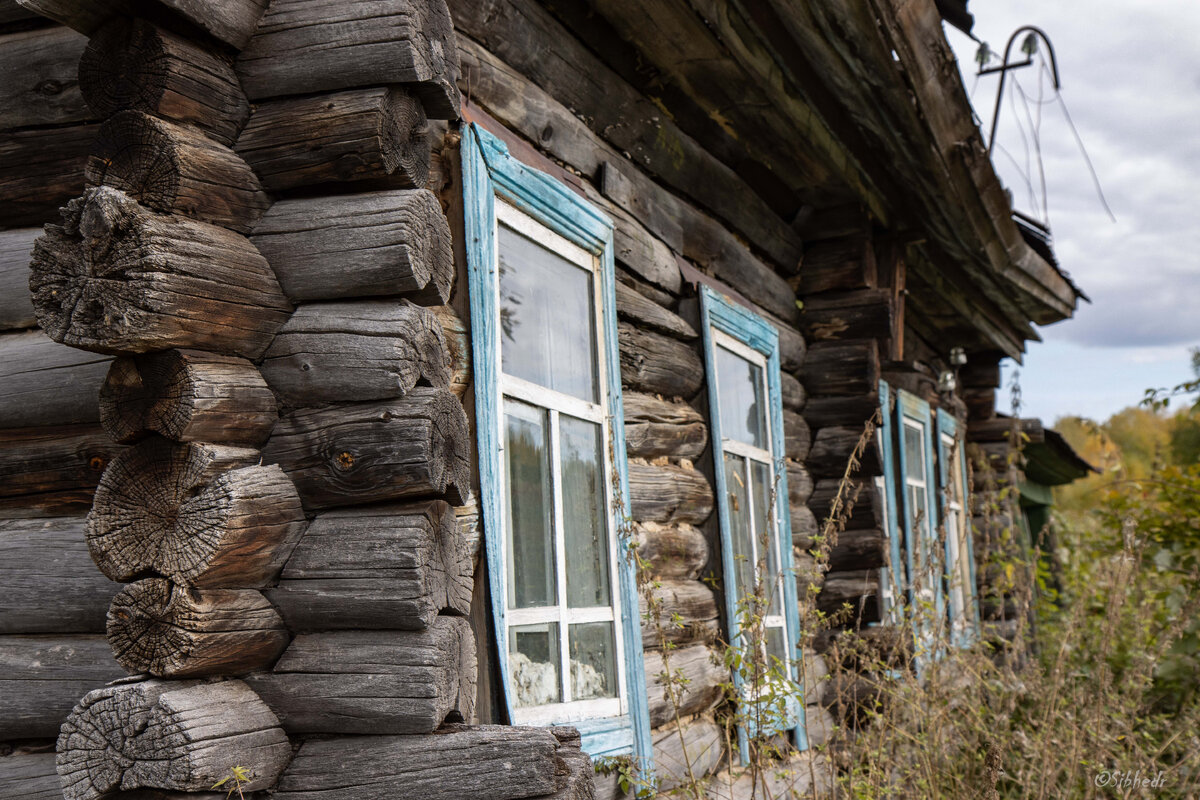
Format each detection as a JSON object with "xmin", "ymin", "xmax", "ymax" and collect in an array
[
  {"xmin": 510, "ymin": 623, "xmax": 562, "ymax": 707},
  {"xmin": 498, "ymin": 223, "xmax": 597, "ymax": 401},
  {"xmin": 749, "ymin": 459, "xmax": 781, "ymax": 617},
  {"xmin": 716, "ymin": 345, "xmax": 767, "ymax": 449},
  {"xmin": 765, "ymin": 625, "xmax": 787, "ymax": 669},
  {"xmin": 724, "ymin": 452, "xmax": 755, "ymax": 605},
  {"xmin": 570, "ymin": 622, "xmax": 617, "ymax": 701},
  {"xmin": 903, "ymin": 423, "xmax": 925, "ymax": 479},
  {"xmin": 505, "ymin": 401, "xmax": 555, "ymax": 609},
  {"xmin": 561, "ymin": 415, "xmax": 611, "ymax": 608}
]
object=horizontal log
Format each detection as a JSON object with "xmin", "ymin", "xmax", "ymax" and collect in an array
[
  {"xmin": 799, "ymin": 288, "xmax": 895, "ymax": 344},
  {"xmin": 0, "ymin": 752, "xmax": 61, "ymax": 800},
  {"xmin": 622, "ymin": 391, "xmax": 707, "ymax": 460},
  {"xmin": 429, "ymin": 304, "xmax": 471, "ymax": 397},
  {"xmin": 267, "ymin": 500, "xmax": 470, "ymax": 632},
  {"xmin": 86, "ymin": 110, "xmax": 268, "ymax": 233},
  {"xmin": 806, "ymin": 426, "xmax": 882, "ymax": 480},
  {"xmin": 0, "ymin": 0, "xmax": 38, "ymax": 23},
  {"xmin": 777, "ymin": 322, "xmax": 807, "ymax": 374},
  {"xmin": 78, "ymin": 17, "xmax": 249, "ymax": 147},
  {"xmin": 803, "ymin": 392, "xmax": 880, "ymax": 429},
  {"xmin": 826, "ymin": 528, "xmax": 886, "ymax": 572},
  {"xmin": 88, "ymin": 438, "xmax": 306, "ymax": 587},
  {"xmin": 0, "ymin": 228, "xmax": 38, "ymax": 330},
  {"xmin": 606, "ymin": 204, "xmax": 681, "ymax": 294},
  {"xmin": 16, "ymin": 0, "xmax": 269, "ymax": 49},
  {"xmin": 783, "ymin": 409, "xmax": 811, "ymax": 462},
  {"xmin": 797, "ymin": 233, "xmax": 877, "ymax": 295},
  {"xmin": 263, "ymin": 388, "xmax": 470, "ymax": 509},
  {"xmin": 0, "ymin": 634, "xmax": 124, "ymax": 740},
  {"xmin": 787, "ymin": 461, "xmax": 814, "ymax": 507},
  {"xmin": 0, "ymin": 25, "xmax": 91, "ymax": 131},
  {"xmin": 56, "ymin": 679, "xmax": 291, "ymax": 800},
  {"xmin": 246, "ymin": 619, "xmax": 475, "ymax": 735},
  {"xmin": 644, "ymin": 643, "xmax": 725, "ymax": 727},
  {"xmin": 780, "ymin": 371, "xmax": 807, "ymax": 412},
  {"xmin": 0, "ymin": 423, "xmax": 120, "ymax": 513},
  {"xmin": 0, "ymin": 516, "xmax": 115, "ymax": 634},
  {"xmin": 0, "ymin": 329, "xmax": 110, "ymax": 429},
  {"xmin": 801, "ymin": 339, "xmax": 880, "ymax": 398},
  {"xmin": 99, "ymin": 349, "xmax": 277, "ymax": 446},
  {"xmin": 640, "ymin": 579, "xmax": 719, "ymax": 649},
  {"xmin": 816, "ymin": 569, "xmax": 879, "ymax": 615},
  {"xmin": 652, "ymin": 717, "xmax": 724, "ymax": 792},
  {"xmin": 791, "ymin": 504, "xmax": 819, "ymax": 551},
  {"xmin": 251, "ymin": 188, "xmax": 453, "ymax": 305},
  {"xmin": 237, "ymin": 0, "xmax": 460, "ymax": 120},
  {"xmin": 615, "ymin": 281, "xmax": 695, "ymax": 340},
  {"xmin": 960, "ymin": 359, "xmax": 1002, "ymax": 389},
  {"xmin": 273, "ymin": 725, "xmax": 572, "ymax": 800},
  {"xmin": 968, "ymin": 417, "xmax": 1044, "ymax": 444},
  {"xmin": 962, "ymin": 386, "xmax": 996, "ymax": 422},
  {"xmin": 809, "ymin": 478, "xmax": 883, "ymax": 531},
  {"xmin": 618, "ymin": 322, "xmax": 704, "ymax": 398},
  {"xmin": 635, "ymin": 521, "xmax": 708, "ymax": 581},
  {"xmin": 31, "ymin": 186, "xmax": 291, "ymax": 358},
  {"xmin": 627, "ymin": 460, "xmax": 713, "ymax": 526},
  {"xmin": 262, "ymin": 299, "xmax": 450, "ymax": 406},
  {"xmin": 107, "ymin": 579, "xmax": 288, "ymax": 677},
  {"xmin": 0, "ymin": 122, "xmax": 95, "ymax": 227},
  {"xmin": 236, "ymin": 87, "xmax": 429, "ymax": 193}
]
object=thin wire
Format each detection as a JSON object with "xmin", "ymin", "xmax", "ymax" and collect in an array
[
  {"xmin": 1007, "ymin": 70, "xmax": 1037, "ymax": 212},
  {"xmin": 1054, "ymin": 75, "xmax": 1118, "ymax": 223},
  {"xmin": 995, "ymin": 142, "xmax": 1039, "ymax": 205}
]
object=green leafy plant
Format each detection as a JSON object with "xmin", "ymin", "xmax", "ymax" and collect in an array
[{"xmin": 212, "ymin": 766, "xmax": 255, "ymax": 800}]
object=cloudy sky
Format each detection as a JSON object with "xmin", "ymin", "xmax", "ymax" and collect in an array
[{"xmin": 943, "ymin": 1, "xmax": 1200, "ymax": 424}]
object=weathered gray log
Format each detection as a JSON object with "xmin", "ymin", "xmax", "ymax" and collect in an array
[
  {"xmin": 0, "ymin": 329, "xmax": 110, "ymax": 429},
  {"xmin": 88, "ymin": 438, "xmax": 305, "ymax": 587},
  {"xmin": 56, "ymin": 679, "xmax": 291, "ymax": 800},
  {"xmin": 107, "ymin": 579, "xmax": 288, "ymax": 677},
  {"xmin": 783, "ymin": 409, "xmax": 811, "ymax": 462},
  {"xmin": 644, "ymin": 643, "xmax": 725, "ymax": 727},
  {"xmin": 799, "ymin": 288, "xmax": 895, "ymax": 344},
  {"xmin": 268, "ymin": 500, "xmax": 470, "ymax": 631},
  {"xmin": 787, "ymin": 461, "xmax": 814, "ymax": 507},
  {"xmin": 262, "ymin": 300, "xmax": 450, "ymax": 406},
  {"xmin": 797, "ymin": 234, "xmax": 877, "ymax": 295},
  {"xmin": 826, "ymin": 529, "xmax": 886, "ymax": 572},
  {"xmin": 618, "ymin": 322, "xmax": 704, "ymax": 398},
  {"xmin": 16, "ymin": 0, "xmax": 269, "ymax": 49},
  {"xmin": 237, "ymin": 0, "xmax": 460, "ymax": 120},
  {"xmin": 548, "ymin": 744, "xmax": 597, "ymax": 800},
  {"xmin": 0, "ymin": 752, "xmax": 62, "ymax": 800},
  {"xmin": 246, "ymin": 618, "xmax": 475, "ymax": 735},
  {"xmin": 0, "ymin": 25, "xmax": 91, "ymax": 131},
  {"xmin": 30, "ymin": 187, "xmax": 291, "ymax": 358},
  {"xmin": 780, "ymin": 371, "xmax": 806, "ymax": 412},
  {"xmin": 78, "ymin": 17, "xmax": 249, "ymax": 147},
  {"xmin": 0, "ymin": 0, "xmax": 38, "ymax": 23},
  {"xmin": 801, "ymin": 340, "xmax": 880, "ymax": 398},
  {"xmin": 809, "ymin": 479, "xmax": 883, "ymax": 531},
  {"xmin": 0, "ymin": 424, "xmax": 120, "ymax": 515},
  {"xmin": 263, "ymin": 388, "xmax": 470, "ymax": 509},
  {"xmin": 99, "ymin": 349, "xmax": 277, "ymax": 446},
  {"xmin": 623, "ymin": 391, "xmax": 707, "ymax": 460},
  {"xmin": 86, "ymin": 111, "xmax": 268, "ymax": 233},
  {"xmin": 792, "ymin": 505, "xmax": 820, "ymax": 551},
  {"xmin": 250, "ymin": 188, "xmax": 453, "ymax": 305},
  {"xmin": 0, "ymin": 634, "xmax": 123, "ymax": 740},
  {"xmin": 707, "ymin": 751, "xmax": 835, "ymax": 800},
  {"xmin": 816, "ymin": 569, "xmax": 879, "ymax": 614},
  {"xmin": 777, "ymin": 322, "xmax": 807, "ymax": 374},
  {"xmin": 652, "ymin": 717, "xmax": 725, "ymax": 792},
  {"xmin": 236, "ymin": 87, "xmax": 429, "ymax": 193},
  {"xmin": 430, "ymin": 304, "xmax": 471, "ymax": 397},
  {"xmin": 640, "ymin": 579, "xmax": 719, "ymax": 648},
  {"xmin": 807, "ymin": 426, "xmax": 882, "ymax": 480},
  {"xmin": 0, "ymin": 516, "xmax": 115, "ymax": 633},
  {"xmin": 0, "ymin": 122, "xmax": 95, "ymax": 227},
  {"xmin": 0, "ymin": 228, "xmax": 39, "ymax": 330},
  {"xmin": 273, "ymin": 725, "xmax": 570, "ymax": 800},
  {"xmin": 803, "ymin": 392, "xmax": 880, "ymax": 429},
  {"xmin": 615, "ymin": 281, "xmax": 695, "ymax": 340},
  {"xmin": 636, "ymin": 521, "xmax": 708, "ymax": 581},
  {"xmin": 628, "ymin": 461, "xmax": 713, "ymax": 526}
]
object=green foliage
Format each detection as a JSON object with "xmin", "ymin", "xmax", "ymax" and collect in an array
[{"xmin": 212, "ymin": 766, "xmax": 254, "ymax": 800}]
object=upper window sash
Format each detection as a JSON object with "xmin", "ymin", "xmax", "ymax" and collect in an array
[
  {"xmin": 699, "ymin": 285, "xmax": 807, "ymax": 756},
  {"xmin": 461, "ymin": 123, "xmax": 651, "ymax": 765},
  {"xmin": 935, "ymin": 408, "xmax": 981, "ymax": 648}
]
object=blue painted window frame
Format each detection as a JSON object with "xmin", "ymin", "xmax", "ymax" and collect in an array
[
  {"xmin": 876, "ymin": 381, "xmax": 906, "ymax": 626},
  {"xmin": 935, "ymin": 409, "xmax": 982, "ymax": 648},
  {"xmin": 461, "ymin": 123, "xmax": 652, "ymax": 765},
  {"xmin": 699, "ymin": 285, "xmax": 807, "ymax": 760}
]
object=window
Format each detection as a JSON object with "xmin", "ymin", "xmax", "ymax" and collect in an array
[
  {"xmin": 936, "ymin": 409, "xmax": 981, "ymax": 647},
  {"xmin": 462, "ymin": 123, "xmax": 651, "ymax": 762},
  {"xmin": 876, "ymin": 381, "xmax": 905, "ymax": 626},
  {"xmin": 699, "ymin": 285, "xmax": 806, "ymax": 753}
]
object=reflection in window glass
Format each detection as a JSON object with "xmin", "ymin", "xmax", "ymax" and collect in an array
[
  {"xmin": 904, "ymin": 424, "xmax": 925, "ymax": 479},
  {"xmin": 570, "ymin": 622, "xmax": 617, "ymax": 701},
  {"xmin": 505, "ymin": 402, "xmax": 555, "ymax": 609},
  {"xmin": 510, "ymin": 623, "xmax": 562, "ymax": 707},
  {"xmin": 749, "ymin": 460, "xmax": 781, "ymax": 617},
  {"xmin": 716, "ymin": 345, "xmax": 767, "ymax": 449},
  {"xmin": 498, "ymin": 224, "xmax": 597, "ymax": 401},
  {"xmin": 724, "ymin": 452, "xmax": 755, "ymax": 604},
  {"xmin": 561, "ymin": 416, "xmax": 611, "ymax": 609}
]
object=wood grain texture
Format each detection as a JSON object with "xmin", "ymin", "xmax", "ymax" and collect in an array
[
  {"xmin": 0, "ymin": 122, "xmax": 95, "ymax": 227},
  {"xmin": 0, "ymin": 634, "xmax": 123, "ymax": 740},
  {"xmin": 622, "ymin": 391, "xmax": 707, "ymax": 460},
  {"xmin": 88, "ymin": 438, "xmax": 306, "ymax": 587},
  {"xmin": 803, "ymin": 392, "xmax": 880, "ymax": 429},
  {"xmin": 56, "ymin": 679, "xmax": 291, "ymax": 800},
  {"xmin": 429, "ymin": 304, "xmax": 471, "ymax": 397},
  {"xmin": 99, "ymin": 349, "xmax": 277, "ymax": 446},
  {"xmin": 796, "ymin": 234, "xmax": 877, "ymax": 295},
  {"xmin": 791, "ymin": 504, "xmax": 819, "ymax": 552},
  {"xmin": 0, "ymin": 752, "xmax": 62, "ymax": 800},
  {"xmin": 86, "ymin": 111, "xmax": 268, "ymax": 232},
  {"xmin": 16, "ymin": 0, "xmax": 269, "ymax": 48},
  {"xmin": 237, "ymin": 0, "xmax": 460, "ymax": 120},
  {"xmin": 806, "ymin": 425, "xmax": 882, "ymax": 480},
  {"xmin": 30, "ymin": 187, "xmax": 291, "ymax": 358},
  {"xmin": 263, "ymin": 388, "xmax": 470, "ymax": 509},
  {"xmin": 652, "ymin": 717, "xmax": 724, "ymax": 791},
  {"xmin": 809, "ymin": 478, "xmax": 882, "ymax": 531},
  {"xmin": 107, "ymin": 579, "xmax": 288, "ymax": 677},
  {"xmin": 787, "ymin": 461, "xmax": 814, "ymax": 507},
  {"xmin": 0, "ymin": 329, "xmax": 110, "ymax": 429},
  {"xmin": 816, "ymin": 569, "xmax": 879, "ymax": 614},
  {"xmin": 268, "ymin": 500, "xmax": 471, "ymax": 632},
  {"xmin": 0, "ymin": 516, "xmax": 116, "ymax": 634},
  {"xmin": 799, "ymin": 288, "xmax": 895, "ymax": 344},
  {"xmin": 643, "ymin": 643, "xmax": 725, "ymax": 727},
  {"xmin": 826, "ymin": 528, "xmax": 886, "ymax": 572},
  {"xmin": 628, "ymin": 461, "xmax": 713, "ymax": 526},
  {"xmin": 0, "ymin": 227, "xmax": 39, "ymax": 330},
  {"xmin": 635, "ymin": 521, "xmax": 708, "ymax": 581},
  {"xmin": 79, "ymin": 17, "xmax": 249, "ymax": 147},
  {"xmin": 0, "ymin": 423, "xmax": 120, "ymax": 514},
  {"xmin": 250, "ymin": 188, "xmax": 453, "ymax": 304},
  {"xmin": 615, "ymin": 281, "xmax": 695, "ymax": 340},
  {"xmin": 236, "ymin": 87, "xmax": 429, "ymax": 193},
  {"xmin": 0, "ymin": 25, "xmax": 91, "ymax": 131},
  {"xmin": 245, "ymin": 618, "xmax": 475, "ymax": 735},
  {"xmin": 780, "ymin": 371, "xmax": 807, "ymax": 412},
  {"xmin": 801, "ymin": 340, "xmax": 880, "ymax": 398},
  {"xmin": 262, "ymin": 299, "xmax": 450, "ymax": 406},
  {"xmin": 618, "ymin": 322, "xmax": 704, "ymax": 398},
  {"xmin": 640, "ymin": 579, "xmax": 719, "ymax": 649},
  {"xmin": 783, "ymin": 408, "xmax": 811, "ymax": 462}
]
